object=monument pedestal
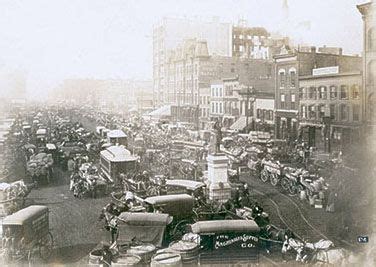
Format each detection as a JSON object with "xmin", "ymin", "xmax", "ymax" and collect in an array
[{"xmin": 206, "ymin": 153, "xmax": 231, "ymax": 203}]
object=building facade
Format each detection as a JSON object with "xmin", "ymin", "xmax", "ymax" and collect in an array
[
  {"xmin": 232, "ymin": 20, "xmax": 290, "ymax": 60},
  {"xmin": 358, "ymin": 1, "xmax": 376, "ymax": 129},
  {"xmin": 153, "ymin": 17, "xmax": 232, "ymax": 107},
  {"xmin": 299, "ymin": 69, "xmax": 362, "ymax": 152},
  {"xmin": 274, "ymin": 46, "xmax": 362, "ymax": 142}
]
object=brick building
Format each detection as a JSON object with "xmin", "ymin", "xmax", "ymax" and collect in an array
[
  {"xmin": 274, "ymin": 46, "xmax": 362, "ymax": 142},
  {"xmin": 299, "ymin": 67, "xmax": 362, "ymax": 152}
]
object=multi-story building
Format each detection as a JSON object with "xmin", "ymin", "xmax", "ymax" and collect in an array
[
  {"xmin": 299, "ymin": 67, "xmax": 362, "ymax": 152},
  {"xmin": 153, "ymin": 17, "xmax": 232, "ymax": 107},
  {"xmin": 358, "ymin": 1, "xmax": 376, "ymax": 130},
  {"xmin": 153, "ymin": 17, "xmax": 288, "ymax": 108},
  {"xmin": 274, "ymin": 46, "xmax": 362, "ymax": 142},
  {"xmin": 232, "ymin": 20, "xmax": 290, "ymax": 60},
  {"xmin": 164, "ymin": 38, "xmax": 274, "ymax": 128}
]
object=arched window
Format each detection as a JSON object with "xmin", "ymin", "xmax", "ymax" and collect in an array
[
  {"xmin": 340, "ymin": 104, "xmax": 349, "ymax": 121},
  {"xmin": 318, "ymin": 104, "xmax": 325, "ymax": 119},
  {"xmin": 308, "ymin": 105, "xmax": 316, "ymax": 119},
  {"xmin": 330, "ymin": 86, "xmax": 338, "ymax": 99},
  {"xmin": 278, "ymin": 69, "xmax": 286, "ymax": 88},
  {"xmin": 340, "ymin": 85, "xmax": 348, "ymax": 99},
  {"xmin": 351, "ymin": 85, "xmax": 360, "ymax": 99},
  {"xmin": 319, "ymin": 86, "xmax": 327, "ymax": 100},
  {"xmin": 368, "ymin": 27, "xmax": 376, "ymax": 51},
  {"xmin": 367, "ymin": 60, "xmax": 376, "ymax": 85},
  {"xmin": 299, "ymin": 87, "xmax": 306, "ymax": 99},
  {"xmin": 309, "ymin": 87, "xmax": 317, "ymax": 99},
  {"xmin": 289, "ymin": 67, "xmax": 297, "ymax": 87}
]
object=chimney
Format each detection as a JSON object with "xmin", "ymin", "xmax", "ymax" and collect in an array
[
  {"xmin": 339, "ymin": 48, "xmax": 343, "ymax": 55},
  {"xmin": 311, "ymin": 46, "xmax": 316, "ymax": 53}
]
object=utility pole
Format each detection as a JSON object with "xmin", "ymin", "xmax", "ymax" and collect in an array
[{"xmin": 239, "ymin": 86, "xmax": 256, "ymax": 133}]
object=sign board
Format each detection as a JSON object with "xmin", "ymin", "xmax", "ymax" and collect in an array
[
  {"xmin": 312, "ymin": 66, "xmax": 339, "ymax": 76},
  {"xmin": 214, "ymin": 233, "xmax": 259, "ymax": 250}
]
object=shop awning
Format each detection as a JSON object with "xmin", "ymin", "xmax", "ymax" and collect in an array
[
  {"xmin": 148, "ymin": 105, "xmax": 171, "ymax": 117},
  {"xmin": 230, "ymin": 116, "xmax": 247, "ymax": 131}
]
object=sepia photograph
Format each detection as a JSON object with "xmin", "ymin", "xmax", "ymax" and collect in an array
[{"xmin": 0, "ymin": 0, "xmax": 375, "ymax": 266}]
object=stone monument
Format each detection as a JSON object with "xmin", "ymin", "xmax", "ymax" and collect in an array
[{"xmin": 206, "ymin": 120, "xmax": 231, "ymax": 202}]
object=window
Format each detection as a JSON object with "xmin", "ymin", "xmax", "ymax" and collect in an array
[
  {"xmin": 289, "ymin": 68, "xmax": 296, "ymax": 87},
  {"xmin": 318, "ymin": 104, "xmax": 325, "ymax": 119},
  {"xmin": 330, "ymin": 86, "xmax": 338, "ymax": 99},
  {"xmin": 309, "ymin": 105, "xmax": 316, "ymax": 119},
  {"xmin": 291, "ymin": 94, "xmax": 296, "ymax": 109},
  {"xmin": 280, "ymin": 94, "xmax": 286, "ymax": 109},
  {"xmin": 319, "ymin": 86, "xmax": 327, "ymax": 99},
  {"xmin": 231, "ymin": 68, "xmax": 235, "ymax": 73},
  {"xmin": 368, "ymin": 60, "xmax": 376, "ymax": 85},
  {"xmin": 257, "ymin": 109, "xmax": 261, "ymax": 119},
  {"xmin": 340, "ymin": 85, "xmax": 348, "ymax": 99},
  {"xmin": 215, "ymin": 102, "xmax": 218, "ymax": 113},
  {"xmin": 351, "ymin": 85, "xmax": 360, "ymax": 99},
  {"xmin": 211, "ymin": 102, "xmax": 215, "ymax": 113},
  {"xmin": 301, "ymin": 105, "xmax": 307, "ymax": 119},
  {"xmin": 299, "ymin": 87, "xmax": 306, "ymax": 99},
  {"xmin": 368, "ymin": 27, "xmax": 376, "ymax": 51},
  {"xmin": 330, "ymin": 104, "xmax": 337, "ymax": 121},
  {"xmin": 279, "ymin": 69, "xmax": 286, "ymax": 88},
  {"xmin": 353, "ymin": 104, "xmax": 360, "ymax": 121},
  {"xmin": 219, "ymin": 103, "xmax": 223, "ymax": 113},
  {"xmin": 340, "ymin": 104, "xmax": 349, "ymax": 121},
  {"xmin": 309, "ymin": 87, "xmax": 317, "ymax": 99}
]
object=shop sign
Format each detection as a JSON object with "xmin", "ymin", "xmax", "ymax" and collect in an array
[{"xmin": 214, "ymin": 233, "xmax": 258, "ymax": 250}]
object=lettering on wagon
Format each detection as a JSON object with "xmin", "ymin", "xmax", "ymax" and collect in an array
[{"xmin": 214, "ymin": 234, "xmax": 259, "ymax": 249}]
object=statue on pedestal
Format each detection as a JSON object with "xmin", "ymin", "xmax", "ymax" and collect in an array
[{"xmin": 210, "ymin": 119, "xmax": 222, "ymax": 155}]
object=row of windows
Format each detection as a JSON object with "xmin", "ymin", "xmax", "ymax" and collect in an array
[
  {"xmin": 200, "ymin": 96, "xmax": 210, "ymax": 105},
  {"xmin": 300, "ymin": 104, "xmax": 360, "ymax": 122},
  {"xmin": 280, "ymin": 94, "xmax": 296, "ymax": 110},
  {"xmin": 279, "ymin": 68, "xmax": 297, "ymax": 88},
  {"xmin": 211, "ymin": 101, "xmax": 224, "ymax": 114},
  {"xmin": 256, "ymin": 109, "xmax": 274, "ymax": 121},
  {"xmin": 211, "ymin": 86, "xmax": 223, "ymax": 97},
  {"xmin": 299, "ymin": 85, "xmax": 360, "ymax": 100}
]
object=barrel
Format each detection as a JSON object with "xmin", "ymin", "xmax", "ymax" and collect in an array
[
  {"xmin": 127, "ymin": 244, "xmax": 156, "ymax": 263},
  {"xmin": 151, "ymin": 250, "xmax": 182, "ymax": 267},
  {"xmin": 168, "ymin": 240, "xmax": 199, "ymax": 265},
  {"xmin": 88, "ymin": 249, "xmax": 102, "ymax": 266},
  {"xmin": 112, "ymin": 254, "xmax": 142, "ymax": 266}
]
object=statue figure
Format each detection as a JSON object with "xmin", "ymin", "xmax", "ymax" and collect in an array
[{"xmin": 211, "ymin": 119, "xmax": 222, "ymax": 154}]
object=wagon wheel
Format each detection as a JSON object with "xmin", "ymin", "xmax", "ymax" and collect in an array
[
  {"xmin": 39, "ymin": 232, "xmax": 54, "ymax": 261},
  {"xmin": 171, "ymin": 220, "xmax": 191, "ymax": 241},
  {"xmin": 270, "ymin": 173, "xmax": 279, "ymax": 186},
  {"xmin": 28, "ymin": 249, "xmax": 37, "ymax": 265},
  {"xmin": 288, "ymin": 183, "xmax": 298, "ymax": 195},
  {"xmin": 260, "ymin": 169, "xmax": 269, "ymax": 183},
  {"xmin": 280, "ymin": 177, "xmax": 290, "ymax": 191}
]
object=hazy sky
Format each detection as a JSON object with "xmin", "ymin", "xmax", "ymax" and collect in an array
[{"xmin": 0, "ymin": 0, "xmax": 367, "ymax": 99}]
